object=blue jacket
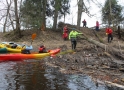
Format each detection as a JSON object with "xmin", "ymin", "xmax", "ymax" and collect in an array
[{"xmin": 25, "ymin": 45, "xmax": 33, "ymax": 50}]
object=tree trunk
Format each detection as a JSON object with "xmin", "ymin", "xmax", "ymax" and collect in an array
[
  {"xmin": 77, "ymin": 0, "xmax": 83, "ymax": 30},
  {"xmin": 64, "ymin": 13, "xmax": 65, "ymax": 23},
  {"xmin": 9, "ymin": 13, "xmax": 15, "ymax": 30},
  {"xmin": 117, "ymin": 26, "xmax": 121, "ymax": 39},
  {"xmin": 3, "ymin": 0, "xmax": 12, "ymax": 33},
  {"xmin": 3, "ymin": 8, "xmax": 9, "ymax": 33},
  {"xmin": 42, "ymin": 0, "xmax": 47, "ymax": 30},
  {"xmin": 52, "ymin": 0, "xmax": 58, "ymax": 30},
  {"xmin": 53, "ymin": 10, "xmax": 58, "ymax": 30},
  {"xmin": 14, "ymin": 0, "xmax": 21, "ymax": 37}
]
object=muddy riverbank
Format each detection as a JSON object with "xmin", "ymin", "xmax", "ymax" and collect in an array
[{"xmin": 0, "ymin": 27, "xmax": 124, "ymax": 89}]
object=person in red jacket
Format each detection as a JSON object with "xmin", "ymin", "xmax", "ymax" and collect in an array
[
  {"xmin": 62, "ymin": 25, "xmax": 68, "ymax": 40},
  {"xmin": 82, "ymin": 19, "xmax": 87, "ymax": 27},
  {"xmin": 106, "ymin": 27, "xmax": 113, "ymax": 43},
  {"xmin": 39, "ymin": 45, "xmax": 47, "ymax": 53},
  {"xmin": 96, "ymin": 21, "xmax": 99, "ymax": 31}
]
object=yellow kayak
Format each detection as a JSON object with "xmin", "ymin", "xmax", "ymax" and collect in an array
[
  {"xmin": 0, "ymin": 42, "xmax": 24, "ymax": 49},
  {"xmin": 0, "ymin": 43, "xmax": 28, "ymax": 53}
]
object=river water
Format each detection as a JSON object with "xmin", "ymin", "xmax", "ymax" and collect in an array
[{"xmin": 0, "ymin": 60, "xmax": 118, "ymax": 90}]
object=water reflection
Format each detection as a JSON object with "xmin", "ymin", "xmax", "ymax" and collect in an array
[
  {"xmin": 68, "ymin": 75, "xmax": 107, "ymax": 90},
  {"xmin": 0, "ymin": 60, "xmax": 112, "ymax": 90},
  {"xmin": 44, "ymin": 66, "xmax": 108, "ymax": 90}
]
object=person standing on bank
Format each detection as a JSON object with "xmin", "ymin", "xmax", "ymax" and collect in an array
[
  {"xmin": 106, "ymin": 26, "xmax": 113, "ymax": 43},
  {"xmin": 96, "ymin": 21, "xmax": 99, "ymax": 31},
  {"xmin": 82, "ymin": 19, "xmax": 87, "ymax": 27},
  {"xmin": 39, "ymin": 45, "xmax": 47, "ymax": 53},
  {"xmin": 62, "ymin": 25, "xmax": 68, "ymax": 40},
  {"xmin": 69, "ymin": 28, "xmax": 83, "ymax": 50}
]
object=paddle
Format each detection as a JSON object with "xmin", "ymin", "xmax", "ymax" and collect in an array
[{"xmin": 31, "ymin": 33, "xmax": 36, "ymax": 45}]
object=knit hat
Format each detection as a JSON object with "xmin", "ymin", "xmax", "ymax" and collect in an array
[{"xmin": 40, "ymin": 45, "xmax": 44, "ymax": 48}]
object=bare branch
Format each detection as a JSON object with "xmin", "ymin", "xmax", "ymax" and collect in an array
[
  {"xmin": 0, "ymin": 15, "xmax": 6, "ymax": 21},
  {"xmin": 82, "ymin": 2, "xmax": 92, "ymax": 17}
]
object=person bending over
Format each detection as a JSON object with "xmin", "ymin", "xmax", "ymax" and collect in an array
[{"xmin": 39, "ymin": 45, "xmax": 47, "ymax": 53}]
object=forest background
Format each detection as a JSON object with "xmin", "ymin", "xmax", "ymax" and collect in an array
[{"xmin": 0, "ymin": 0, "xmax": 124, "ymax": 37}]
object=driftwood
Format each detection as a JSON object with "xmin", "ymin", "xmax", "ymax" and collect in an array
[
  {"xmin": 105, "ymin": 81, "xmax": 124, "ymax": 89},
  {"xmin": 117, "ymin": 42, "xmax": 124, "ymax": 49},
  {"xmin": 79, "ymin": 33, "xmax": 124, "ymax": 59},
  {"xmin": 104, "ymin": 52, "xmax": 114, "ymax": 59},
  {"xmin": 92, "ymin": 29, "xmax": 104, "ymax": 43}
]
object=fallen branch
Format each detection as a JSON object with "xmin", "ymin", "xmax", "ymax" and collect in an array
[
  {"xmin": 105, "ymin": 81, "xmax": 124, "ymax": 89},
  {"xmin": 81, "ymin": 35, "xmax": 124, "ymax": 59},
  {"xmin": 92, "ymin": 29, "xmax": 104, "ymax": 43}
]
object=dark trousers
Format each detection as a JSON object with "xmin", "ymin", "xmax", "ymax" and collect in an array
[
  {"xmin": 71, "ymin": 40, "xmax": 77, "ymax": 50},
  {"xmin": 96, "ymin": 26, "xmax": 99, "ymax": 31},
  {"xmin": 39, "ymin": 49, "xmax": 47, "ymax": 53},
  {"xmin": 21, "ymin": 49, "xmax": 30, "ymax": 54},
  {"xmin": 83, "ymin": 23, "xmax": 86, "ymax": 27},
  {"xmin": 108, "ymin": 34, "xmax": 113, "ymax": 43}
]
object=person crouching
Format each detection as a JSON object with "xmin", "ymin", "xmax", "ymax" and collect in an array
[
  {"xmin": 21, "ymin": 45, "xmax": 33, "ymax": 54},
  {"xmin": 39, "ymin": 45, "xmax": 47, "ymax": 53}
]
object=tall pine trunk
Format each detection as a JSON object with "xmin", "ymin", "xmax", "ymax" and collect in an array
[
  {"xmin": 53, "ymin": 10, "xmax": 58, "ymax": 30},
  {"xmin": 52, "ymin": 0, "xmax": 58, "ymax": 30},
  {"xmin": 77, "ymin": 0, "xmax": 83, "ymax": 30},
  {"xmin": 14, "ymin": 0, "xmax": 21, "ymax": 37},
  {"xmin": 9, "ymin": 13, "xmax": 15, "ymax": 30},
  {"xmin": 41, "ymin": 0, "xmax": 47, "ymax": 30},
  {"xmin": 3, "ymin": 0, "xmax": 12, "ymax": 33}
]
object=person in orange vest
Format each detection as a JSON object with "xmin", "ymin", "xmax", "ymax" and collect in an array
[
  {"xmin": 106, "ymin": 26, "xmax": 113, "ymax": 43},
  {"xmin": 62, "ymin": 25, "xmax": 68, "ymax": 40},
  {"xmin": 39, "ymin": 45, "xmax": 47, "ymax": 53}
]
